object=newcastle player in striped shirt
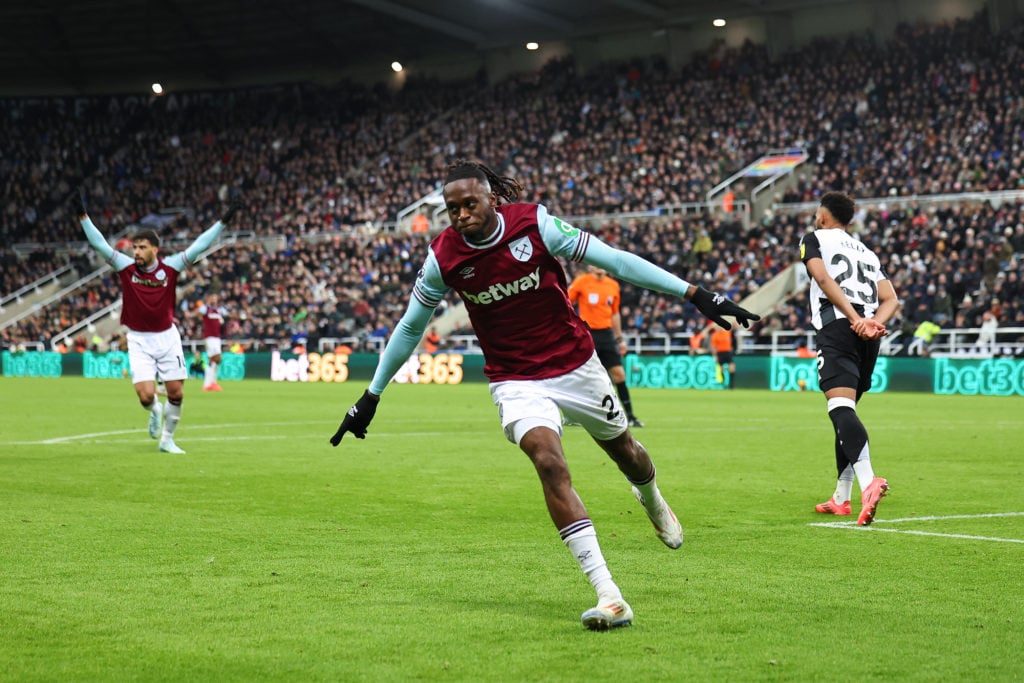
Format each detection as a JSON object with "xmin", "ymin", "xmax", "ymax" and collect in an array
[
  {"xmin": 329, "ymin": 160, "xmax": 759, "ymax": 630},
  {"xmin": 799, "ymin": 192, "xmax": 900, "ymax": 526}
]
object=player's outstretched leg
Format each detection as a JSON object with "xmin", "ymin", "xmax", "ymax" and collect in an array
[{"xmin": 602, "ymin": 435, "xmax": 683, "ymax": 549}]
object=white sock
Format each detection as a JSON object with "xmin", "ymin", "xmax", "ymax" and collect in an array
[
  {"xmin": 852, "ymin": 448, "xmax": 875, "ymax": 492},
  {"xmin": 149, "ymin": 398, "xmax": 163, "ymax": 418},
  {"xmin": 204, "ymin": 363, "xmax": 217, "ymax": 387},
  {"xmin": 162, "ymin": 401, "xmax": 182, "ymax": 439},
  {"xmin": 630, "ymin": 464, "xmax": 662, "ymax": 512},
  {"xmin": 833, "ymin": 465, "xmax": 854, "ymax": 503},
  {"xmin": 561, "ymin": 521, "xmax": 621, "ymax": 602}
]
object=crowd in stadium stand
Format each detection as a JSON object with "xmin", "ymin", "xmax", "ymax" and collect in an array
[{"xmin": 2, "ymin": 12, "xmax": 1023, "ymax": 354}]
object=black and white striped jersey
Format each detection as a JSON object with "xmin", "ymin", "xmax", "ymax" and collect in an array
[{"xmin": 799, "ymin": 229, "xmax": 887, "ymax": 330}]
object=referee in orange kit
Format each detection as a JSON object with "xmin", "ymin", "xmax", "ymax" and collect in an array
[
  {"xmin": 568, "ymin": 266, "xmax": 643, "ymax": 427},
  {"xmin": 710, "ymin": 323, "xmax": 736, "ymax": 389}
]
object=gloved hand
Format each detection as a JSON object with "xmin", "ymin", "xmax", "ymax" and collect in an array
[
  {"xmin": 329, "ymin": 390, "xmax": 379, "ymax": 445},
  {"xmin": 690, "ymin": 286, "xmax": 761, "ymax": 330},
  {"xmin": 220, "ymin": 197, "xmax": 244, "ymax": 224},
  {"xmin": 70, "ymin": 187, "xmax": 87, "ymax": 218}
]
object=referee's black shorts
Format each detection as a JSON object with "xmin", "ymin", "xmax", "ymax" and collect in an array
[
  {"xmin": 590, "ymin": 327, "xmax": 623, "ymax": 369},
  {"xmin": 815, "ymin": 318, "xmax": 880, "ymax": 397}
]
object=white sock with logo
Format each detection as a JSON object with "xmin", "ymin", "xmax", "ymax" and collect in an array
[
  {"xmin": 561, "ymin": 521, "xmax": 621, "ymax": 602},
  {"xmin": 630, "ymin": 463, "xmax": 662, "ymax": 513}
]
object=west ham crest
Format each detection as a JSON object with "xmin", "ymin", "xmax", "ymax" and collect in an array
[{"xmin": 508, "ymin": 237, "xmax": 533, "ymax": 262}]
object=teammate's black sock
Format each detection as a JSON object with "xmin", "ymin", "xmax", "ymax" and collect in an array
[
  {"xmin": 615, "ymin": 381, "xmax": 634, "ymax": 419},
  {"xmin": 828, "ymin": 405, "xmax": 868, "ymax": 465}
]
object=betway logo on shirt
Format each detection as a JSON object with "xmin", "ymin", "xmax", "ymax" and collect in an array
[
  {"xmin": 461, "ymin": 267, "xmax": 541, "ymax": 305},
  {"xmin": 131, "ymin": 274, "xmax": 168, "ymax": 287}
]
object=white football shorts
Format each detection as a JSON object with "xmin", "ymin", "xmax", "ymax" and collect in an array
[
  {"xmin": 489, "ymin": 353, "xmax": 628, "ymax": 445},
  {"xmin": 127, "ymin": 326, "xmax": 188, "ymax": 383},
  {"xmin": 204, "ymin": 336, "xmax": 223, "ymax": 357}
]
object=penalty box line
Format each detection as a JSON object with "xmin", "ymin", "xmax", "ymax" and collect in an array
[{"xmin": 809, "ymin": 511, "xmax": 1024, "ymax": 544}]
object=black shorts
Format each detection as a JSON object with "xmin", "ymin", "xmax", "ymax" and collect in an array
[
  {"xmin": 715, "ymin": 351, "xmax": 734, "ymax": 364},
  {"xmin": 590, "ymin": 328, "xmax": 623, "ymax": 369},
  {"xmin": 815, "ymin": 319, "xmax": 880, "ymax": 396}
]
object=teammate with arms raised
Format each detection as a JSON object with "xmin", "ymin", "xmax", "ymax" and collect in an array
[
  {"xmin": 73, "ymin": 189, "xmax": 243, "ymax": 454},
  {"xmin": 329, "ymin": 160, "xmax": 759, "ymax": 630},
  {"xmin": 800, "ymin": 192, "xmax": 900, "ymax": 525}
]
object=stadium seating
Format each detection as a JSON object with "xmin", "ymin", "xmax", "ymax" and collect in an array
[{"xmin": 2, "ymin": 12, "xmax": 1022, "ymax": 354}]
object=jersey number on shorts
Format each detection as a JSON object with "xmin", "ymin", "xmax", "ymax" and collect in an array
[
  {"xmin": 602, "ymin": 394, "xmax": 620, "ymax": 421},
  {"xmin": 831, "ymin": 253, "xmax": 878, "ymax": 305}
]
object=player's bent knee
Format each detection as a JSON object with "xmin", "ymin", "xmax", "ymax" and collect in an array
[{"xmin": 531, "ymin": 451, "xmax": 572, "ymax": 484}]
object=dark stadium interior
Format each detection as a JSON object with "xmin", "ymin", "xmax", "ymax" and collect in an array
[{"xmin": 2, "ymin": 0, "xmax": 842, "ymax": 93}]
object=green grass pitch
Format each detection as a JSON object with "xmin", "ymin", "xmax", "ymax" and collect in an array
[{"xmin": 1, "ymin": 376, "xmax": 1022, "ymax": 681}]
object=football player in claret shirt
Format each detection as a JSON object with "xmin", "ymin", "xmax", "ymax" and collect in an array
[
  {"xmin": 199, "ymin": 293, "xmax": 227, "ymax": 392},
  {"xmin": 799, "ymin": 191, "xmax": 900, "ymax": 526},
  {"xmin": 329, "ymin": 160, "xmax": 760, "ymax": 631},
  {"xmin": 73, "ymin": 188, "xmax": 243, "ymax": 454}
]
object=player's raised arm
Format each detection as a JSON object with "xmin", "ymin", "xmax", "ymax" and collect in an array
[
  {"xmin": 72, "ymin": 187, "xmax": 131, "ymax": 269},
  {"xmin": 537, "ymin": 206, "xmax": 760, "ymax": 330},
  {"xmin": 179, "ymin": 197, "xmax": 244, "ymax": 269}
]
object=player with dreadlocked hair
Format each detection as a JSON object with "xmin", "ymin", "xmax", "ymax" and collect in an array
[
  {"xmin": 331, "ymin": 158, "xmax": 759, "ymax": 631},
  {"xmin": 446, "ymin": 159, "xmax": 523, "ymax": 204}
]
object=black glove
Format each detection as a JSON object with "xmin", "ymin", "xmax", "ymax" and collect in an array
[
  {"xmin": 69, "ymin": 187, "xmax": 87, "ymax": 218},
  {"xmin": 690, "ymin": 286, "xmax": 761, "ymax": 330},
  {"xmin": 329, "ymin": 390, "xmax": 379, "ymax": 446},
  {"xmin": 220, "ymin": 197, "xmax": 244, "ymax": 225}
]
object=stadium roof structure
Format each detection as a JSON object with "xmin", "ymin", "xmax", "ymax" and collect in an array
[{"xmin": 0, "ymin": 0, "xmax": 848, "ymax": 95}]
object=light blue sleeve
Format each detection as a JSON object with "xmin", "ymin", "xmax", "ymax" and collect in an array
[
  {"xmin": 164, "ymin": 220, "xmax": 225, "ymax": 272},
  {"xmin": 536, "ymin": 205, "xmax": 693, "ymax": 298},
  {"xmin": 368, "ymin": 249, "xmax": 450, "ymax": 396},
  {"xmin": 80, "ymin": 216, "xmax": 132, "ymax": 271}
]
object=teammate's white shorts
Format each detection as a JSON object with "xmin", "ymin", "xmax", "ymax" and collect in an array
[
  {"xmin": 127, "ymin": 327, "xmax": 187, "ymax": 384},
  {"xmin": 489, "ymin": 353, "xmax": 628, "ymax": 446},
  {"xmin": 204, "ymin": 336, "xmax": 222, "ymax": 357}
]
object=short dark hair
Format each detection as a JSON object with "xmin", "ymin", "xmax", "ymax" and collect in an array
[
  {"xmin": 132, "ymin": 229, "xmax": 160, "ymax": 246},
  {"xmin": 819, "ymin": 192, "xmax": 855, "ymax": 226}
]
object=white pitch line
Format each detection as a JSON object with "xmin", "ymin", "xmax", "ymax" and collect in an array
[
  {"xmin": 876, "ymin": 511, "xmax": 1024, "ymax": 523},
  {"xmin": 3, "ymin": 421, "xmax": 329, "ymax": 445},
  {"xmin": 857, "ymin": 528, "xmax": 1024, "ymax": 544},
  {"xmin": 809, "ymin": 511, "xmax": 1024, "ymax": 544}
]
